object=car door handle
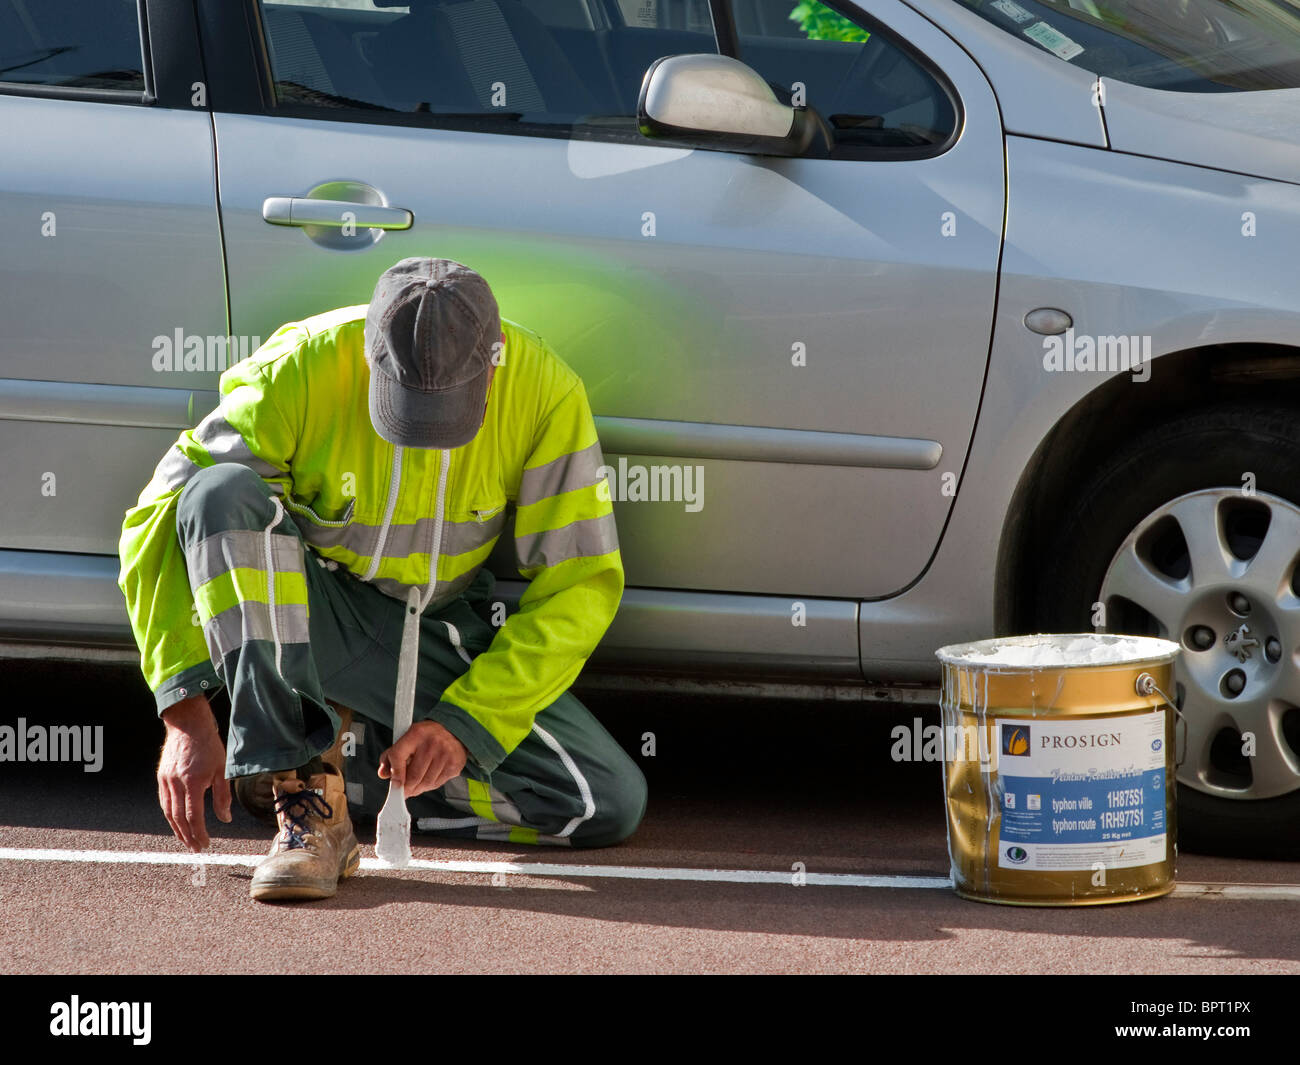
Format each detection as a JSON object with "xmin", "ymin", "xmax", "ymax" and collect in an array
[{"xmin": 262, "ymin": 197, "xmax": 414, "ymax": 230}]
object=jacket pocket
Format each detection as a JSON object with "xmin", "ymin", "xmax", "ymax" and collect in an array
[
  {"xmin": 284, "ymin": 496, "xmax": 355, "ymax": 527},
  {"xmin": 284, "ymin": 497, "xmax": 357, "ymax": 555},
  {"xmin": 469, "ymin": 501, "xmax": 505, "ymax": 523},
  {"xmin": 446, "ymin": 498, "xmax": 508, "ymax": 562}
]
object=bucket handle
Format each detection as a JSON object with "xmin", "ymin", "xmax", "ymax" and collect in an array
[{"xmin": 1135, "ymin": 672, "xmax": 1185, "ymax": 768}]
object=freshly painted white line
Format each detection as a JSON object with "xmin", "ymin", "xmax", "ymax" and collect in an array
[
  {"xmin": 0, "ymin": 847, "xmax": 259, "ymax": 868},
  {"xmin": 0, "ymin": 846, "xmax": 947, "ymax": 888},
  {"xmin": 2, "ymin": 848, "xmax": 1296, "ymax": 898},
  {"xmin": 369, "ymin": 860, "xmax": 953, "ymax": 890},
  {"xmin": 1171, "ymin": 883, "xmax": 1300, "ymax": 901}
]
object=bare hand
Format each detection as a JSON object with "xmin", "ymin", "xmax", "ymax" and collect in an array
[
  {"xmin": 378, "ymin": 720, "xmax": 467, "ymax": 798},
  {"xmin": 157, "ymin": 694, "xmax": 232, "ymax": 852}
]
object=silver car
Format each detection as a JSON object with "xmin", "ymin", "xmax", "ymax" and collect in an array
[{"xmin": 2, "ymin": 0, "xmax": 1299, "ymax": 855}]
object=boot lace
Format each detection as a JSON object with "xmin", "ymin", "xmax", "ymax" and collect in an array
[{"xmin": 274, "ymin": 788, "xmax": 334, "ymax": 850}]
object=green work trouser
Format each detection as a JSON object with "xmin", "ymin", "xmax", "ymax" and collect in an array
[{"xmin": 176, "ymin": 463, "xmax": 646, "ymax": 847}]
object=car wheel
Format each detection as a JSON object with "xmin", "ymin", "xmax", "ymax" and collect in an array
[{"xmin": 1032, "ymin": 405, "xmax": 1300, "ymax": 858}]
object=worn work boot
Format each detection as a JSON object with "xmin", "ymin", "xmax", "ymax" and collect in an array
[
  {"xmin": 235, "ymin": 704, "xmax": 355, "ymax": 827},
  {"xmin": 249, "ymin": 763, "xmax": 360, "ymax": 902}
]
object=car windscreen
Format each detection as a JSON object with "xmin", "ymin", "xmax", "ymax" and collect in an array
[{"xmin": 953, "ymin": 0, "xmax": 1300, "ymax": 91}]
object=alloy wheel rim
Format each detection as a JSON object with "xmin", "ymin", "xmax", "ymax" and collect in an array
[{"xmin": 1099, "ymin": 488, "xmax": 1300, "ymax": 800}]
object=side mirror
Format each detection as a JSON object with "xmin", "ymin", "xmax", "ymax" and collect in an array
[{"xmin": 637, "ymin": 54, "xmax": 830, "ymax": 157}]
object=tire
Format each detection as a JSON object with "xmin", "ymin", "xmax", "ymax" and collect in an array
[{"xmin": 1031, "ymin": 404, "xmax": 1300, "ymax": 859}]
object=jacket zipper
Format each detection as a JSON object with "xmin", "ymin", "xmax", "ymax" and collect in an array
[
  {"xmin": 362, "ymin": 445, "xmax": 403, "ymax": 582},
  {"xmin": 284, "ymin": 497, "xmax": 355, "ymax": 527}
]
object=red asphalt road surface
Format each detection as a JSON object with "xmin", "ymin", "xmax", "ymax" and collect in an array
[{"xmin": 1, "ymin": 663, "xmax": 1298, "ymax": 974}]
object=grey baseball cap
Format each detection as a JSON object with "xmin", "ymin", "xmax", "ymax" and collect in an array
[{"xmin": 364, "ymin": 257, "xmax": 501, "ymax": 449}]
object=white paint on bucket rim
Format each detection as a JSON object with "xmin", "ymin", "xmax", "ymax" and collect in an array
[{"xmin": 936, "ymin": 632, "xmax": 1180, "ymax": 671}]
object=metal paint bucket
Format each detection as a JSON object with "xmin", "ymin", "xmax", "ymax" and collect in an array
[{"xmin": 934, "ymin": 633, "xmax": 1180, "ymax": 906}]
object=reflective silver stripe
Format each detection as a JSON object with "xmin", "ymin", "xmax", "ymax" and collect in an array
[
  {"xmin": 443, "ymin": 513, "xmax": 507, "ymax": 556},
  {"xmin": 372, "ymin": 568, "xmax": 477, "ymax": 607},
  {"xmin": 442, "ymin": 775, "xmax": 523, "ymax": 825},
  {"xmin": 515, "ymin": 512, "xmax": 618, "ymax": 571},
  {"xmin": 442, "ymin": 776, "xmax": 472, "ymax": 805},
  {"xmin": 482, "ymin": 780, "xmax": 521, "ymax": 825},
  {"xmin": 151, "ymin": 446, "xmax": 202, "ymax": 493},
  {"xmin": 473, "ymin": 824, "xmax": 571, "ymax": 846},
  {"xmin": 370, "ymin": 519, "xmax": 430, "ymax": 560},
  {"xmin": 287, "ymin": 511, "xmax": 504, "ymax": 560},
  {"xmin": 204, "ymin": 601, "xmax": 310, "ymax": 662},
  {"xmin": 517, "ymin": 442, "xmax": 605, "ymax": 506},
  {"xmin": 193, "ymin": 412, "xmax": 281, "ymax": 477},
  {"xmin": 416, "ymin": 816, "xmax": 496, "ymax": 830},
  {"xmin": 531, "ymin": 722, "xmax": 595, "ymax": 839},
  {"xmin": 187, "ymin": 529, "xmax": 300, "ymax": 590},
  {"xmin": 293, "ymin": 521, "xmax": 356, "ymax": 551}
]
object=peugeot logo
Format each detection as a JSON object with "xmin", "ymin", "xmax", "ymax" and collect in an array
[{"xmin": 1224, "ymin": 623, "xmax": 1260, "ymax": 663}]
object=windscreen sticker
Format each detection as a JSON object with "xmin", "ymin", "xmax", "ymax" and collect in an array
[
  {"xmin": 991, "ymin": 0, "xmax": 1036, "ymax": 24},
  {"xmin": 1023, "ymin": 20, "xmax": 1085, "ymax": 61},
  {"xmin": 997, "ymin": 711, "xmax": 1168, "ymax": 871}
]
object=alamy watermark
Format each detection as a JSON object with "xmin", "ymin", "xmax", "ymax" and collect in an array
[
  {"xmin": 598, "ymin": 458, "xmax": 704, "ymax": 512},
  {"xmin": 891, "ymin": 717, "xmax": 993, "ymax": 765},
  {"xmin": 1042, "ymin": 329, "xmax": 1151, "ymax": 382},
  {"xmin": 152, "ymin": 330, "xmax": 262, "ymax": 373},
  {"xmin": 50, "ymin": 997, "xmax": 150, "ymax": 1045},
  {"xmin": 0, "ymin": 719, "xmax": 104, "ymax": 772}
]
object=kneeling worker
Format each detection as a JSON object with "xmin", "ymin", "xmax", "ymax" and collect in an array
[{"xmin": 119, "ymin": 258, "xmax": 647, "ymax": 901}]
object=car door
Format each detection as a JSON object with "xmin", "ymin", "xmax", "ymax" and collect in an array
[
  {"xmin": 202, "ymin": 0, "xmax": 1003, "ymax": 615},
  {"xmin": 0, "ymin": 0, "xmax": 227, "ymax": 572}
]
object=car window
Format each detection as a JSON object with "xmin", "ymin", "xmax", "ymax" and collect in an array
[
  {"xmin": 734, "ymin": 0, "xmax": 958, "ymax": 151},
  {"xmin": 612, "ymin": 0, "xmax": 713, "ymax": 32},
  {"xmin": 255, "ymin": 0, "xmax": 720, "ymax": 136},
  {"xmin": 955, "ymin": 0, "xmax": 1300, "ymax": 92},
  {"xmin": 0, "ymin": 0, "xmax": 145, "ymax": 92}
]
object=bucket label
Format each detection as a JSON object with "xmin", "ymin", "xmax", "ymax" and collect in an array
[{"xmin": 996, "ymin": 711, "xmax": 1167, "ymax": 871}]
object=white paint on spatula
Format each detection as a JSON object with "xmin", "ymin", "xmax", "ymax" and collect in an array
[
  {"xmin": 375, "ymin": 585, "xmax": 423, "ymax": 868},
  {"xmin": 375, "ymin": 783, "xmax": 412, "ymax": 867}
]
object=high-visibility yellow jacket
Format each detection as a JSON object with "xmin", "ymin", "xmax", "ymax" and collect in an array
[{"xmin": 118, "ymin": 306, "xmax": 622, "ymax": 771}]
